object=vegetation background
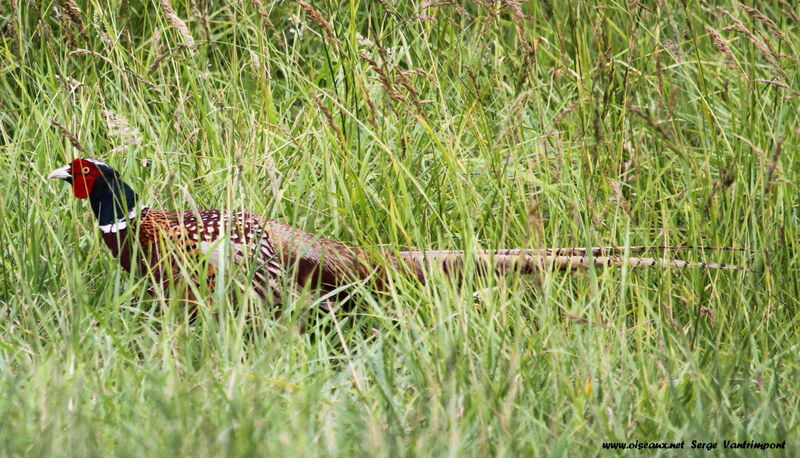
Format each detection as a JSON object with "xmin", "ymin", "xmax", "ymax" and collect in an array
[{"xmin": 1, "ymin": 0, "xmax": 798, "ymax": 455}]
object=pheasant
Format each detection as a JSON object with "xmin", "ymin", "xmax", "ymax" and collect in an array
[{"xmin": 48, "ymin": 157, "xmax": 740, "ymax": 307}]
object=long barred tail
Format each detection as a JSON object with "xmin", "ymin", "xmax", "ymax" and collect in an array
[
  {"xmin": 407, "ymin": 246, "xmax": 748, "ymax": 258},
  {"xmin": 397, "ymin": 247, "xmax": 743, "ymax": 276}
]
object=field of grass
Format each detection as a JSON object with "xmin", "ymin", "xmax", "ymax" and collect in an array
[{"xmin": 1, "ymin": 0, "xmax": 798, "ymax": 455}]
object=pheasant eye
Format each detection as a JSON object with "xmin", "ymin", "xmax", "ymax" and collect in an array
[{"xmin": 82, "ymin": 166, "xmax": 91, "ymax": 174}]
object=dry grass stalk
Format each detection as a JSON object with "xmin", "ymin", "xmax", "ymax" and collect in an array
[
  {"xmin": 103, "ymin": 110, "xmax": 142, "ymax": 153},
  {"xmin": 393, "ymin": 67, "xmax": 423, "ymax": 112},
  {"xmin": 68, "ymin": 48, "xmax": 132, "ymax": 88},
  {"xmin": 53, "ymin": 0, "xmax": 85, "ymax": 47},
  {"xmin": 160, "ymin": 0, "xmax": 197, "ymax": 54},
  {"xmin": 91, "ymin": 11, "xmax": 116, "ymax": 51},
  {"xmin": 360, "ymin": 33, "xmax": 427, "ymax": 114},
  {"xmin": 313, "ymin": 93, "xmax": 344, "ymax": 147},
  {"xmin": 754, "ymin": 79, "xmax": 799, "ymax": 97},
  {"xmin": 359, "ymin": 51, "xmax": 402, "ymax": 104},
  {"xmin": 411, "ymin": 14, "xmax": 436, "ymax": 22},
  {"xmin": 496, "ymin": 91, "xmax": 531, "ymax": 145},
  {"xmin": 504, "ymin": 0, "xmax": 534, "ymax": 54},
  {"xmin": 359, "ymin": 84, "xmax": 378, "ymax": 128},
  {"xmin": 400, "ymin": 68, "xmax": 438, "ymax": 88},
  {"xmin": 3, "ymin": 0, "xmax": 19, "ymax": 56},
  {"xmin": 548, "ymin": 98, "xmax": 585, "ymax": 135},
  {"xmin": 737, "ymin": 3, "xmax": 790, "ymax": 46},
  {"xmin": 608, "ymin": 179, "xmax": 624, "ymax": 205},
  {"xmin": 765, "ymin": 139, "xmax": 782, "ymax": 193},
  {"xmin": 717, "ymin": 6, "xmax": 794, "ymax": 76},
  {"xmin": 421, "ymin": 1, "xmax": 469, "ymax": 17},
  {"xmin": 68, "ymin": 48, "xmax": 115, "ymax": 66},
  {"xmin": 731, "ymin": 133, "xmax": 765, "ymax": 159},
  {"xmin": 699, "ymin": 306, "xmax": 717, "ymax": 325},
  {"xmin": 148, "ymin": 28, "xmax": 166, "ymax": 72},
  {"xmin": 251, "ymin": 0, "xmax": 275, "ymax": 30},
  {"xmin": 189, "ymin": 0, "xmax": 210, "ymax": 40},
  {"xmin": 503, "ymin": 0, "xmax": 531, "ymax": 21},
  {"xmin": 55, "ymin": 75, "xmax": 84, "ymax": 93},
  {"xmin": 661, "ymin": 39, "xmax": 682, "ymax": 61},
  {"xmin": 249, "ymin": 49, "xmax": 261, "ymax": 71},
  {"xmin": 626, "ymin": 104, "xmax": 684, "ymax": 157},
  {"xmin": 776, "ymin": 0, "xmax": 800, "ymax": 25},
  {"xmin": 296, "ymin": 0, "xmax": 335, "ymax": 44},
  {"xmin": 704, "ymin": 165, "xmax": 737, "ymax": 213},
  {"xmin": 373, "ymin": 0, "xmax": 402, "ymax": 21},
  {"xmin": 705, "ymin": 26, "xmax": 747, "ymax": 80},
  {"xmin": 261, "ymin": 141, "xmax": 283, "ymax": 203},
  {"xmin": 262, "ymin": 122, "xmax": 303, "ymax": 152},
  {"xmin": 754, "ymin": 79, "xmax": 790, "ymax": 89},
  {"xmin": 716, "ymin": 6, "xmax": 748, "ymax": 33},
  {"xmin": 54, "ymin": 6, "xmax": 75, "ymax": 46},
  {"xmin": 610, "ymin": 158, "xmax": 635, "ymax": 216},
  {"xmin": 50, "ymin": 119, "xmax": 86, "ymax": 153},
  {"xmin": 746, "ymin": 35, "xmax": 779, "ymax": 64},
  {"xmin": 56, "ymin": 0, "xmax": 84, "ymax": 30}
]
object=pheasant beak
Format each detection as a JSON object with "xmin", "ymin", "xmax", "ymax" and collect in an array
[{"xmin": 48, "ymin": 165, "xmax": 73, "ymax": 183}]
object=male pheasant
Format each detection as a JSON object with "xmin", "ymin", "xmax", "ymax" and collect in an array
[{"xmin": 48, "ymin": 158, "xmax": 740, "ymax": 306}]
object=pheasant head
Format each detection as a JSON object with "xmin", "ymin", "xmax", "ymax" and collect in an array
[{"xmin": 49, "ymin": 157, "xmax": 139, "ymax": 233}]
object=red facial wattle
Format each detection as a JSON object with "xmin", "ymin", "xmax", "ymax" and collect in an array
[
  {"xmin": 71, "ymin": 160, "xmax": 98, "ymax": 199},
  {"xmin": 72, "ymin": 174, "xmax": 97, "ymax": 198}
]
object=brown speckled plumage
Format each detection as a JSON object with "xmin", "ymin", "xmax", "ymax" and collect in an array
[{"xmin": 104, "ymin": 209, "xmax": 285, "ymax": 303}]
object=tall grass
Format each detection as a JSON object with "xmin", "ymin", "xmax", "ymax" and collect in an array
[{"xmin": 0, "ymin": 1, "xmax": 798, "ymax": 455}]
